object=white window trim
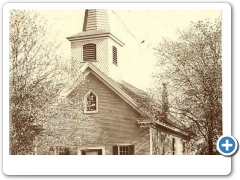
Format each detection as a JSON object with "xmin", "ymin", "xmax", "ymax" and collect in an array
[
  {"xmin": 84, "ymin": 90, "xmax": 98, "ymax": 114},
  {"xmin": 181, "ymin": 139, "xmax": 187, "ymax": 155},
  {"xmin": 116, "ymin": 144, "xmax": 132, "ymax": 155},
  {"xmin": 78, "ymin": 146, "xmax": 105, "ymax": 155},
  {"xmin": 116, "ymin": 143, "xmax": 131, "ymax": 146}
]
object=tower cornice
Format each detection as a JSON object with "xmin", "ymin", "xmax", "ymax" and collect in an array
[{"xmin": 67, "ymin": 31, "xmax": 125, "ymax": 46}]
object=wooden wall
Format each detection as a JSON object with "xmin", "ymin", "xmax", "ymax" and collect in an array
[
  {"xmin": 38, "ymin": 72, "xmax": 150, "ymax": 155},
  {"xmin": 151, "ymin": 127, "xmax": 186, "ymax": 155}
]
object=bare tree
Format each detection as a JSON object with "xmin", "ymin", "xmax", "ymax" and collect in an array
[
  {"xmin": 9, "ymin": 10, "xmax": 106, "ymax": 155},
  {"xmin": 9, "ymin": 10, "xmax": 71, "ymax": 154},
  {"xmin": 33, "ymin": 79, "xmax": 108, "ymax": 155},
  {"xmin": 153, "ymin": 18, "xmax": 222, "ymax": 154}
]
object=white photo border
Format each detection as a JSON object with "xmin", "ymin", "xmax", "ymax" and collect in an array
[{"xmin": 3, "ymin": 2, "xmax": 231, "ymax": 175}]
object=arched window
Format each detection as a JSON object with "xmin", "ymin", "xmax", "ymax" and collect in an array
[
  {"xmin": 112, "ymin": 46, "xmax": 117, "ymax": 65},
  {"xmin": 83, "ymin": 43, "xmax": 96, "ymax": 61},
  {"xmin": 84, "ymin": 90, "xmax": 98, "ymax": 113}
]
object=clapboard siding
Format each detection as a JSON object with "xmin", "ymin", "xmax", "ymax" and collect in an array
[
  {"xmin": 151, "ymin": 127, "xmax": 185, "ymax": 155},
  {"xmin": 67, "ymin": 72, "xmax": 150, "ymax": 155}
]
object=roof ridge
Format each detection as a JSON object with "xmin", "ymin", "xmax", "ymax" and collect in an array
[
  {"xmin": 121, "ymin": 80, "xmax": 146, "ymax": 95},
  {"xmin": 37, "ymin": 62, "xmax": 187, "ymax": 136}
]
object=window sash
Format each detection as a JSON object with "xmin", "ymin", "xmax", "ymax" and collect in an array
[
  {"xmin": 84, "ymin": 91, "xmax": 98, "ymax": 113},
  {"xmin": 119, "ymin": 146, "xmax": 129, "ymax": 155},
  {"xmin": 113, "ymin": 145, "xmax": 134, "ymax": 155}
]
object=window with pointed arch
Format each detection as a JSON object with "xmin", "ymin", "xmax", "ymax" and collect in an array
[{"xmin": 84, "ymin": 91, "xmax": 98, "ymax": 113}]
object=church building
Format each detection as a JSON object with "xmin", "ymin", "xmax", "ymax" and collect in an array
[{"xmin": 37, "ymin": 9, "xmax": 189, "ymax": 155}]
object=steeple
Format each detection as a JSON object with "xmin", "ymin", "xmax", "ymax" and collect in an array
[
  {"xmin": 82, "ymin": 9, "xmax": 110, "ymax": 32},
  {"xmin": 67, "ymin": 9, "xmax": 124, "ymax": 82}
]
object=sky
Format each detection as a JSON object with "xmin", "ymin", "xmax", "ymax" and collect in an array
[{"xmin": 37, "ymin": 9, "xmax": 221, "ymax": 90}]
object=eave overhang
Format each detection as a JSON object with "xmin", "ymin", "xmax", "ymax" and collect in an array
[{"xmin": 67, "ymin": 32, "xmax": 125, "ymax": 47}]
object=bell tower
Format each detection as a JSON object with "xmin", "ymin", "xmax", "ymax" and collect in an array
[{"xmin": 67, "ymin": 9, "xmax": 125, "ymax": 81}]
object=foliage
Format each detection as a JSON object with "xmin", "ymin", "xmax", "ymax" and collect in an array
[
  {"xmin": 153, "ymin": 18, "xmax": 222, "ymax": 154},
  {"xmin": 9, "ymin": 10, "xmax": 75, "ymax": 154},
  {"xmin": 34, "ymin": 95, "xmax": 88, "ymax": 154},
  {"xmin": 34, "ymin": 78, "xmax": 108, "ymax": 154}
]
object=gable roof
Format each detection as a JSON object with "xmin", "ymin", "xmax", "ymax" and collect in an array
[
  {"xmin": 82, "ymin": 62, "xmax": 147, "ymax": 117},
  {"xmin": 119, "ymin": 80, "xmax": 188, "ymax": 136},
  {"xmin": 52, "ymin": 62, "xmax": 188, "ymax": 137},
  {"xmin": 116, "ymin": 80, "xmax": 184, "ymax": 126}
]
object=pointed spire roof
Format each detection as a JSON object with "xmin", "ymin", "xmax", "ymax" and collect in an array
[
  {"xmin": 82, "ymin": 9, "xmax": 110, "ymax": 32},
  {"xmin": 67, "ymin": 9, "xmax": 124, "ymax": 46}
]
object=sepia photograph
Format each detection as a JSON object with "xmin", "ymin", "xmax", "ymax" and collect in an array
[{"xmin": 9, "ymin": 8, "xmax": 222, "ymax": 156}]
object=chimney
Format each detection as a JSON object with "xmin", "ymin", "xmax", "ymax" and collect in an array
[{"xmin": 162, "ymin": 83, "xmax": 169, "ymax": 118}]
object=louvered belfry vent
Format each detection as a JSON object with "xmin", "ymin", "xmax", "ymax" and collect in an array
[
  {"xmin": 83, "ymin": 43, "xmax": 96, "ymax": 61},
  {"xmin": 112, "ymin": 46, "xmax": 117, "ymax": 65}
]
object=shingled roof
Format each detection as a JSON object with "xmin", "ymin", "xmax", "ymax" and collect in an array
[
  {"xmin": 81, "ymin": 62, "xmax": 186, "ymax": 131},
  {"xmin": 40, "ymin": 61, "xmax": 187, "ymax": 137},
  {"xmin": 118, "ymin": 80, "xmax": 186, "ymax": 130}
]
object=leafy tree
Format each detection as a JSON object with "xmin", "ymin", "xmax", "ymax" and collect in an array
[
  {"xmin": 9, "ymin": 10, "xmax": 72, "ymax": 154},
  {"xmin": 153, "ymin": 18, "xmax": 222, "ymax": 154}
]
